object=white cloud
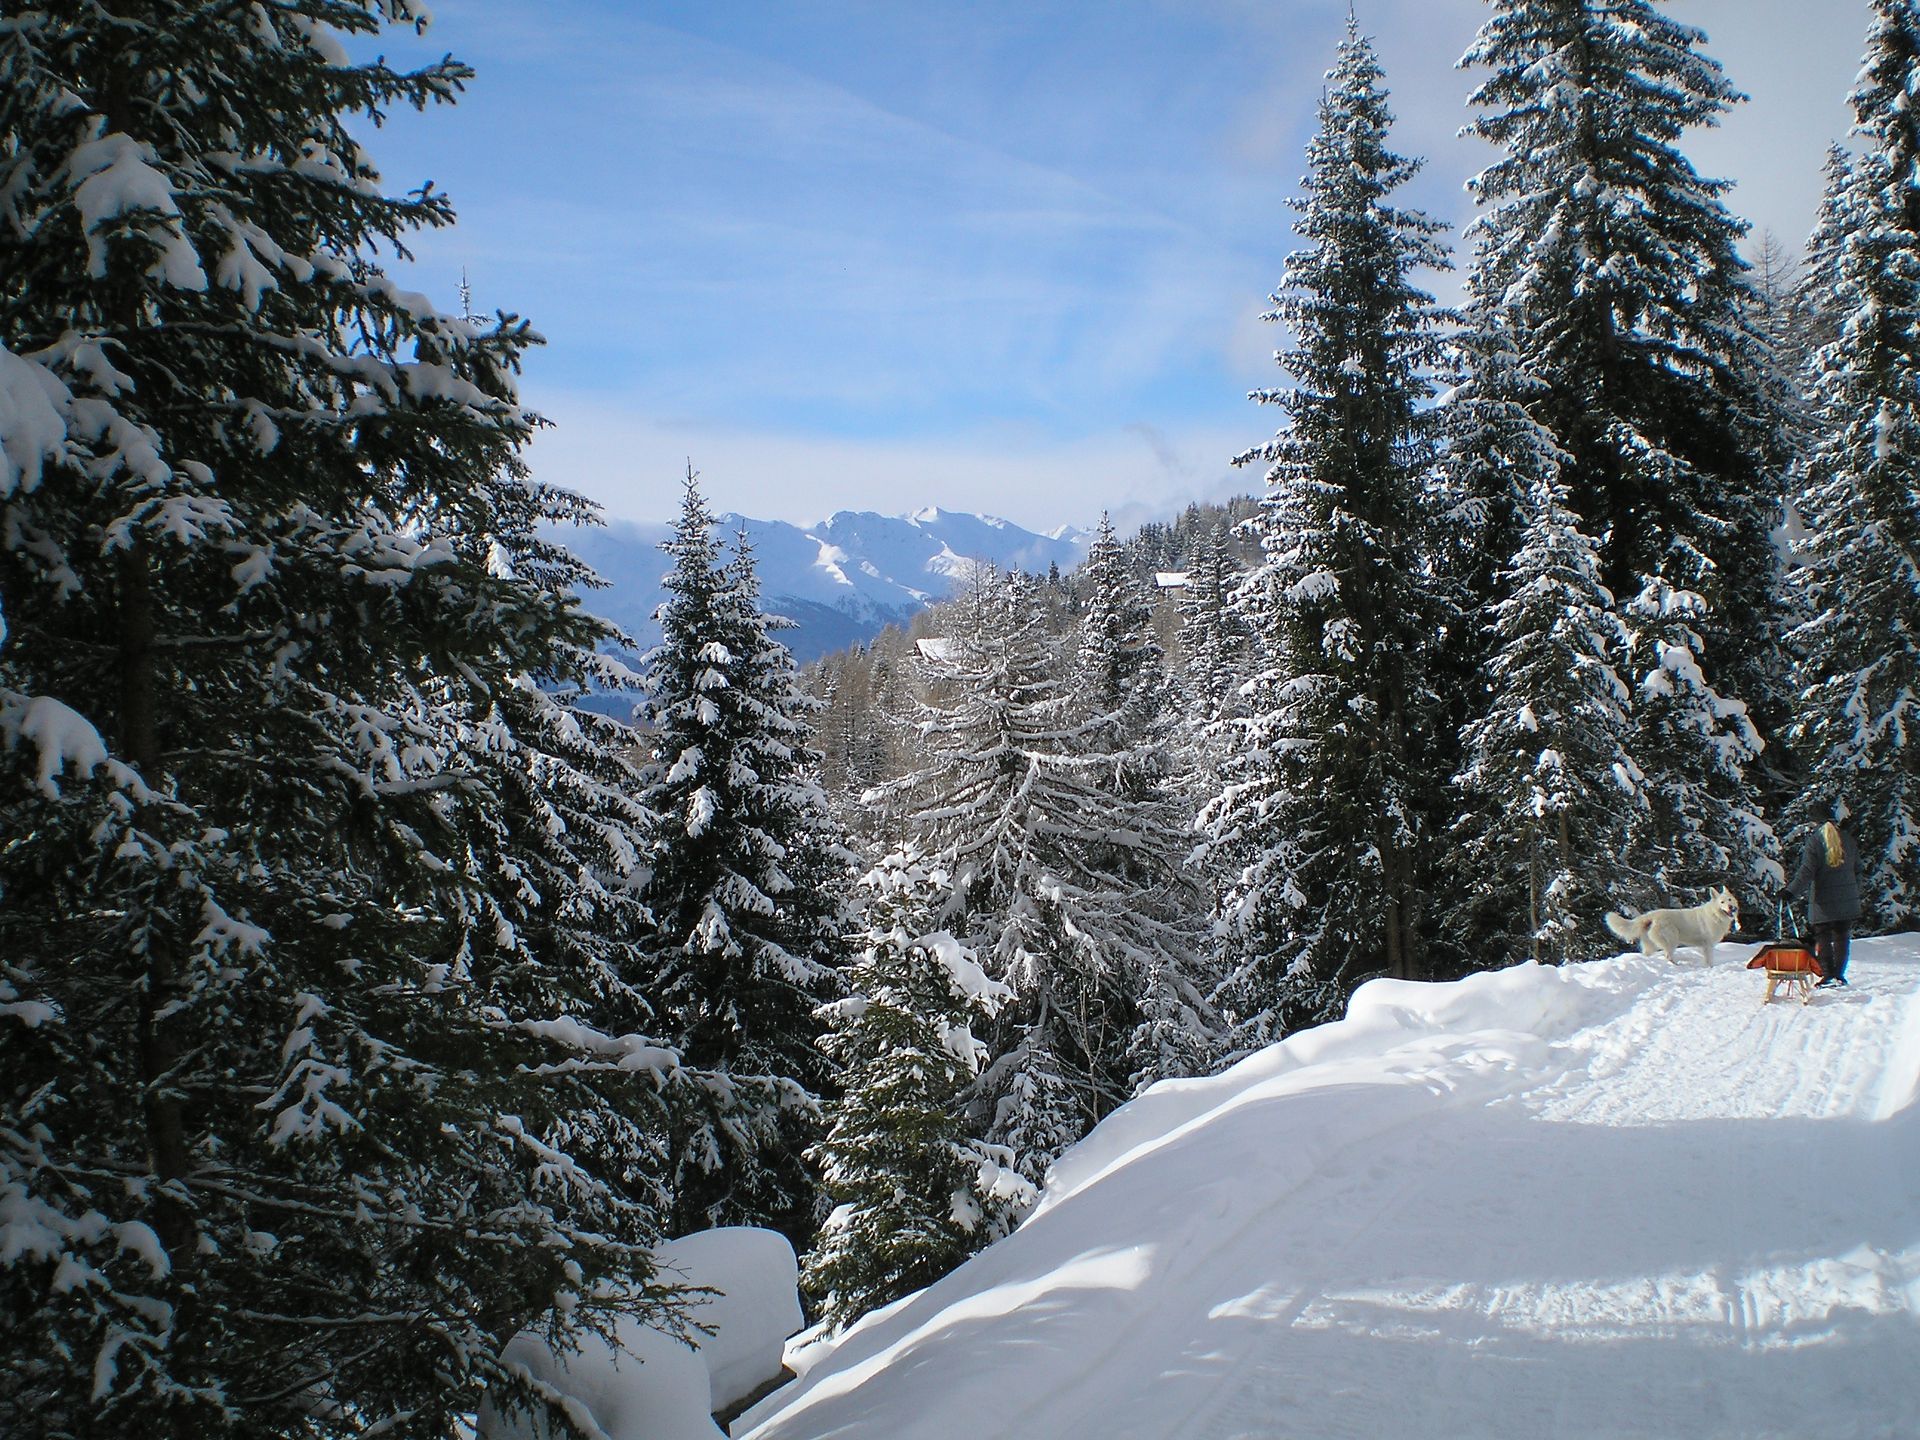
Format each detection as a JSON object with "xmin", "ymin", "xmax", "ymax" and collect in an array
[{"xmin": 398, "ymin": 0, "xmax": 1874, "ymax": 533}]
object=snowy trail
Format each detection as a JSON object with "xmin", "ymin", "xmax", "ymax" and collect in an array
[
  {"xmin": 1521, "ymin": 937, "xmax": 1920, "ymax": 1125},
  {"xmin": 739, "ymin": 943, "xmax": 1920, "ymax": 1440}
]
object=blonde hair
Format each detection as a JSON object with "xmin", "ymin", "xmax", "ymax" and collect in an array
[{"xmin": 1821, "ymin": 820, "xmax": 1844, "ymax": 868}]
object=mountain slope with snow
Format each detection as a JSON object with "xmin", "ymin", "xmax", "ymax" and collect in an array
[
  {"xmin": 564, "ymin": 509, "xmax": 1088, "ymax": 667},
  {"xmin": 738, "ymin": 939, "xmax": 1920, "ymax": 1440}
]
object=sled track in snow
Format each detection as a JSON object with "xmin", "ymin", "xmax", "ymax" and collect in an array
[{"xmin": 741, "ymin": 944, "xmax": 1920, "ymax": 1440}]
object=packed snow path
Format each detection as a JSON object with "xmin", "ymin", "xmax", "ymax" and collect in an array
[{"xmin": 739, "ymin": 940, "xmax": 1920, "ymax": 1440}]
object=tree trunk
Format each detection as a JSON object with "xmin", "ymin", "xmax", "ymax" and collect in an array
[{"xmin": 121, "ymin": 546, "xmax": 195, "ymax": 1258}]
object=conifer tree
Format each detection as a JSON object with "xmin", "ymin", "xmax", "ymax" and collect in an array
[
  {"xmin": 1458, "ymin": 0, "xmax": 1784, "ymax": 899},
  {"xmin": 1790, "ymin": 0, "xmax": 1920, "ymax": 927},
  {"xmin": 877, "ymin": 572, "xmax": 1197, "ymax": 1182},
  {"xmin": 1075, "ymin": 513, "xmax": 1165, "ymax": 761},
  {"xmin": 1441, "ymin": 244, "xmax": 1552, "ymax": 627},
  {"xmin": 1796, "ymin": 146, "xmax": 1858, "ymax": 365},
  {"xmin": 1200, "ymin": 21, "xmax": 1454, "ymax": 1038},
  {"xmin": 847, "ymin": 656, "xmax": 898, "ymax": 811},
  {"xmin": 637, "ymin": 471, "xmax": 848, "ymax": 1240},
  {"xmin": 1072, "ymin": 517, "xmax": 1219, "ymax": 1091},
  {"xmin": 464, "ymin": 639, "xmax": 703, "ymax": 1217},
  {"xmin": 1455, "ymin": 471, "xmax": 1645, "ymax": 965},
  {"xmin": 1168, "ymin": 527, "xmax": 1252, "ymax": 925},
  {"xmin": 1619, "ymin": 574, "xmax": 1768, "ymax": 895},
  {"xmin": 1175, "ymin": 527, "xmax": 1250, "ymax": 743},
  {"xmin": 1769, "ymin": 145, "xmax": 1858, "ymax": 724},
  {"xmin": 1748, "ymin": 231, "xmax": 1802, "ymax": 370},
  {"xmin": 802, "ymin": 851, "xmax": 1031, "ymax": 1330},
  {"xmin": 0, "ymin": 5, "xmax": 688, "ymax": 1434},
  {"xmin": 1737, "ymin": 225, "xmax": 1820, "ymax": 808},
  {"xmin": 880, "ymin": 575, "xmax": 1106, "ymax": 1182},
  {"xmin": 1169, "ymin": 532, "xmax": 1246, "ymax": 1007}
]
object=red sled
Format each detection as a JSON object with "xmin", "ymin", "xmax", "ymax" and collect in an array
[{"xmin": 1747, "ymin": 940, "xmax": 1822, "ymax": 1005}]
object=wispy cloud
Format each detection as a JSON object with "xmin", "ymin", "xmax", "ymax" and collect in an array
[
  {"xmin": 375, "ymin": 0, "xmax": 1869, "ymax": 533},
  {"xmin": 391, "ymin": 1, "xmax": 1255, "ymax": 418}
]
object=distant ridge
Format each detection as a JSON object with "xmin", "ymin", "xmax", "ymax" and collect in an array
[{"xmin": 562, "ymin": 507, "xmax": 1090, "ymax": 671}]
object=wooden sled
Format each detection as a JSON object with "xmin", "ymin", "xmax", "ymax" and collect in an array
[{"xmin": 1747, "ymin": 940, "xmax": 1822, "ymax": 1005}]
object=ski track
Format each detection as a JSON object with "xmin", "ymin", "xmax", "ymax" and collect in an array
[
  {"xmin": 743, "ymin": 944, "xmax": 1920, "ymax": 1440},
  {"xmin": 1142, "ymin": 947, "xmax": 1920, "ymax": 1440}
]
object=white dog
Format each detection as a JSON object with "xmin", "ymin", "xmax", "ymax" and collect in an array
[{"xmin": 1604, "ymin": 887, "xmax": 1740, "ymax": 967}]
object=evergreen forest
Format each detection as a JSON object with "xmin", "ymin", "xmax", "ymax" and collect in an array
[{"xmin": 5, "ymin": 1, "xmax": 1920, "ymax": 1434}]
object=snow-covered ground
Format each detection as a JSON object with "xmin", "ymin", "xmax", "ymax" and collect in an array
[
  {"xmin": 738, "ymin": 937, "xmax": 1920, "ymax": 1440},
  {"xmin": 480, "ymin": 1228, "xmax": 802, "ymax": 1440}
]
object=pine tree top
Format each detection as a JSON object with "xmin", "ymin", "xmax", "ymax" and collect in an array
[{"xmin": 1461, "ymin": 0, "xmax": 1750, "ymax": 311}]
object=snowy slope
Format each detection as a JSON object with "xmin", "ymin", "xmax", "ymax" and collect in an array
[
  {"xmin": 738, "ymin": 939, "xmax": 1920, "ymax": 1440},
  {"xmin": 563, "ymin": 509, "xmax": 1088, "ymax": 667}
]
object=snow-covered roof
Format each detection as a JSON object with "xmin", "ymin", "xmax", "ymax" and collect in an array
[
  {"xmin": 1154, "ymin": 571, "xmax": 1190, "ymax": 589},
  {"xmin": 915, "ymin": 638, "xmax": 957, "ymax": 662}
]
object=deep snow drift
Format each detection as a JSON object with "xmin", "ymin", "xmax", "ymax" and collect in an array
[
  {"xmin": 738, "ymin": 938, "xmax": 1920, "ymax": 1440},
  {"xmin": 479, "ymin": 1228, "xmax": 801, "ymax": 1440}
]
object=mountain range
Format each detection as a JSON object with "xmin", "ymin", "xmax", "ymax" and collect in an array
[{"xmin": 562, "ymin": 506, "xmax": 1090, "ymax": 669}]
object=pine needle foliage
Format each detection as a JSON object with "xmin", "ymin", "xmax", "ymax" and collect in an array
[
  {"xmin": 1202, "ymin": 21, "xmax": 1455, "ymax": 1037},
  {"xmin": 802, "ymin": 851, "xmax": 1030, "ymax": 1330},
  {"xmin": 1789, "ymin": 0, "xmax": 1920, "ymax": 927},
  {"xmin": 0, "ymin": 5, "xmax": 687, "ymax": 1435}
]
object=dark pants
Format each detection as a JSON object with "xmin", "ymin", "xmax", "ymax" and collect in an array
[{"xmin": 1813, "ymin": 921, "xmax": 1852, "ymax": 982}]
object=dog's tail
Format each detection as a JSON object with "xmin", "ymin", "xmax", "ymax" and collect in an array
[{"xmin": 1604, "ymin": 910, "xmax": 1649, "ymax": 945}]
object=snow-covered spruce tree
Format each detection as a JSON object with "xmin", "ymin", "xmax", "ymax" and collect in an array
[
  {"xmin": 637, "ymin": 471, "xmax": 848, "ymax": 1241},
  {"xmin": 1440, "ymin": 238, "xmax": 1557, "ymax": 634},
  {"xmin": 1617, "ymin": 573, "xmax": 1768, "ymax": 897},
  {"xmin": 458, "ymin": 647, "xmax": 687, "ymax": 1214},
  {"xmin": 876, "ymin": 574, "xmax": 1097, "ymax": 1185},
  {"xmin": 1795, "ymin": 146, "xmax": 1859, "ymax": 383},
  {"xmin": 1454, "ymin": 467, "xmax": 1646, "ymax": 966},
  {"xmin": 1426, "ymin": 258, "xmax": 1554, "ymax": 971},
  {"xmin": 1459, "ymin": 0, "xmax": 1784, "ymax": 899},
  {"xmin": 1174, "ymin": 526, "xmax": 1251, "ymax": 747},
  {"xmin": 1789, "ymin": 0, "xmax": 1920, "ymax": 928},
  {"xmin": 875, "ymin": 571, "xmax": 1192, "ymax": 1184},
  {"xmin": 416, "ymin": 344, "xmax": 687, "ymax": 1213},
  {"xmin": 1758, "ymin": 151, "xmax": 1857, "ymax": 670},
  {"xmin": 808, "ymin": 643, "xmax": 871, "ymax": 799},
  {"xmin": 1075, "ymin": 513, "xmax": 1165, "ymax": 769},
  {"xmin": 1168, "ymin": 526, "xmax": 1254, "ymax": 926},
  {"xmin": 802, "ymin": 850, "xmax": 1032, "ymax": 1330},
  {"xmin": 0, "ymin": 6, "xmax": 691, "ymax": 1436},
  {"xmin": 1199, "ymin": 21, "xmax": 1455, "ymax": 1042},
  {"xmin": 1735, "ymin": 224, "xmax": 1824, "ymax": 807},
  {"xmin": 1754, "ymin": 230, "xmax": 1815, "ymax": 420},
  {"xmin": 1168, "ymin": 530, "xmax": 1247, "ymax": 1001},
  {"xmin": 1071, "ymin": 516, "xmax": 1221, "ymax": 1092}
]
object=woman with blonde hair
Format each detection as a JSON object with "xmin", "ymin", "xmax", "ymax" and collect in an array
[{"xmin": 1785, "ymin": 797, "xmax": 1862, "ymax": 987}]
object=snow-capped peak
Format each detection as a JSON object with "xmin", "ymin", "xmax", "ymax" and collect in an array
[{"xmin": 560, "ymin": 506, "xmax": 1090, "ymax": 665}]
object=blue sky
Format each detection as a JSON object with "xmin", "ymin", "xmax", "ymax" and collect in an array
[{"xmin": 366, "ymin": 1, "xmax": 1867, "ymax": 533}]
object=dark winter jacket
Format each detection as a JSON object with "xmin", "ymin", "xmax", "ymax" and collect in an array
[{"xmin": 1785, "ymin": 824, "xmax": 1862, "ymax": 926}]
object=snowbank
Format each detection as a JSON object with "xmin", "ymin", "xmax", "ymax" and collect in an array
[
  {"xmin": 664, "ymin": 1228, "xmax": 804, "ymax": 1415},
  {"xmin": 479, "ymin": 1227, "xmax": 800, "ymax": 1440},
  {"xmin": 1038, "ymin": 957, "xmax": 1643, "ymax": 1218},
  {"xmin": 737, "ymin": 940, "xmax": 1920, "ymax": 1440}
]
